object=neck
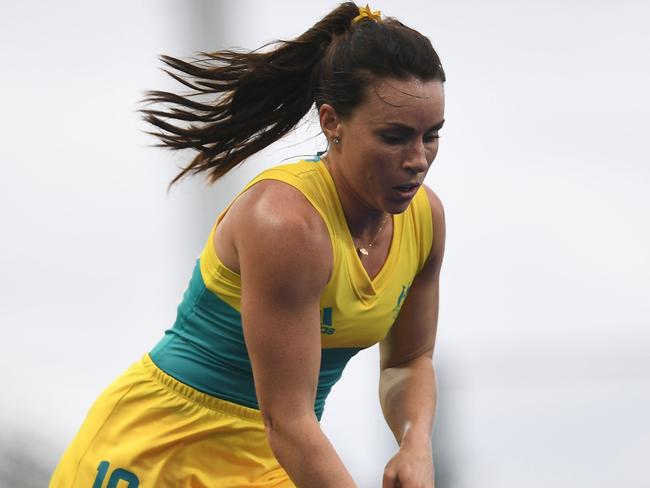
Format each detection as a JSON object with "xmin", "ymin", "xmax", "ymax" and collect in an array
[{"xmin": 321, "ymin": 152, "xmax": 388, "ymax": 241}]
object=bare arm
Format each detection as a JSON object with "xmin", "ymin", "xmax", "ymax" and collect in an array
[
  {"xmin": 231, "ymin": 181, "xmax": 356, "ymax": 488},
  {"xmin": 379, "ymin": 186, "xmax": 445, "ymax": 487}
]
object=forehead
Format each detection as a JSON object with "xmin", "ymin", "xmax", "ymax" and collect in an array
[{"xmin": 353, "ymin": 77, "xmax": 444, "ymax": 126}]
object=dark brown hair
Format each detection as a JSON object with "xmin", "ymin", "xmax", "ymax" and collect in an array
[{"xmin": 142, "ymin": 2, "xmax": 445, "ymax": 187}]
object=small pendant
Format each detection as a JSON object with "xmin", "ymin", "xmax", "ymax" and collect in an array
[{"xmin": 358, "ymin": 247, "xmax": 369, "ymax": 257}]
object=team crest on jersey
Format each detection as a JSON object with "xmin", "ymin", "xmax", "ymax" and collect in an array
[{"xmin": 392, "ymin": 285, "xmax": 410, "ymax": 320}]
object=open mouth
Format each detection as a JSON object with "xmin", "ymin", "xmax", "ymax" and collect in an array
[{"xmin": 394, "ymin": 183, "xmax": 420, "ymax": 194}]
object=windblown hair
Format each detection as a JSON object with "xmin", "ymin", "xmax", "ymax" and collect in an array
[{"xmin": 142, "ymin": 2, "xmax": 445, "ymax": 187}]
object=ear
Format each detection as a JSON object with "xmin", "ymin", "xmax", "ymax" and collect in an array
[{"xmin": 318, "ymin": 103, "xmax": 341, "ymax": 142}]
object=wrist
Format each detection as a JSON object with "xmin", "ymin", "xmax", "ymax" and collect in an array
[{"xmin": 399, "ymin": 422, "xmax": 432, "ymax": 451}]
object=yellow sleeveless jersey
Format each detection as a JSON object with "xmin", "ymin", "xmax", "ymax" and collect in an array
[{"xmin": 150, "ymin": 157, "xmax": 433, "ymax": 419}]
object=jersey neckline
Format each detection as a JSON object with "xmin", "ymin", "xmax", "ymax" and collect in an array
[{"xmin": 311, "ymin": 158, "xmax": 403, "ymax": 302}]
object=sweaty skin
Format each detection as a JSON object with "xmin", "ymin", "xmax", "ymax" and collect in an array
[{"xmin": 213, "ymin": 77, "xmax": 446, "ymax": 487}]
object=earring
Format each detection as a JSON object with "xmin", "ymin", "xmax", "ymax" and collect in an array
[{"xmin": 333, "ymin": 136, "xmax": 340, "ymax": 145}]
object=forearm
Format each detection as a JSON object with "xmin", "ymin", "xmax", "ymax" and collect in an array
[
  {"xmin": 379, "ymin": 353, "xmax": 437, "ymax": 449},
  {"xmin": 266, "ymin": 415, "xmax": 356, "ymax": 487}
]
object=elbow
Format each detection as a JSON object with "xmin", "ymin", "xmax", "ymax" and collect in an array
[
  {"xmin": 381, "ymin": 346, "xmax": 434, "ymax": 372},
  {"xmin": 261, "ymin": 408, "xmax": 318, "ymax": 452},
  {"xmin": 262, "ymin": 412, "xmax": 285, "ymax": 450},
  {"xmin": 261, "ymin": 410, "xmax": 280, "ymax": 444},
  {"xmin": 262, "ymin": 408, "xmax": 317, "ymax": 433},
  {"xmin": 261, "ymin": 409, "xmax": 293, "ymax": 435},
  {"xmin": 261, "ymin": 411, "xmax": 283, "ymax": 456}
]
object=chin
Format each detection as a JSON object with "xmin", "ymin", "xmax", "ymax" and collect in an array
[{"xmin": 383, "ymin": 198, "xmax": 413, "ymax": 215}]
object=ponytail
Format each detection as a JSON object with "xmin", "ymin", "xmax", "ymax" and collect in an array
[{"xmin": 142, "ymin": 3, "xmax": 360, "ymax": 187}]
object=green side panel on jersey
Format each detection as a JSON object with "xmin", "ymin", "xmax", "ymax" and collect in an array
[{"xmin": 150, "ymin": 260, "xmax": 360, "ymax": 419}]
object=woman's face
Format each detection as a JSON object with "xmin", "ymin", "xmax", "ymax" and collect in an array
[{"xmin": 327, "ymin": 77, "xmax": 445, "ymax": 215}]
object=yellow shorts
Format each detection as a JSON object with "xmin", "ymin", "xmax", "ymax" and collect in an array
[{"xmin": 50, "ymin": 354, "xmax": 293, "ymax": 487}]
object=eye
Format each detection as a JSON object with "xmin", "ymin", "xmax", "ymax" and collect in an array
[
  {"xmin": 424, "ymin": 133, "xmax": 440, "ymax": 143},
  {"xmin": 380, "ymin": 133, "xmax": 406, "ymax": 145}
]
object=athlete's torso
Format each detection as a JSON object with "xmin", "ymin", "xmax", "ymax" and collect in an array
[{"xmin": 150, "ymin": 157, "xmax": 433, "ymax": 419}]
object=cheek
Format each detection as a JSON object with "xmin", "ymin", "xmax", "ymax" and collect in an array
[
  {"xmin": 364, "ymin": 151, "xmax": 398, "ymax": 184},
  {"xmin": 426, "ymin": 142, "xmax": 440, "ymax": 163}
]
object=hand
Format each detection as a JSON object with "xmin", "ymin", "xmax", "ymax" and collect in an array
[{"xmin": 382, "ymin": 444, "xmax": 434, "ymax": 488}]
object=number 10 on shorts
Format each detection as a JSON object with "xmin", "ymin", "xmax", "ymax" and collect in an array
[{"xmin": 92, "ymin": 461, "xmax": 139, "ymax": 488}]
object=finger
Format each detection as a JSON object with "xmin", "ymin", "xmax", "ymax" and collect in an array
[{"xmin": 382, "ymin": 470, "xmax": 398, "ymax": 488}]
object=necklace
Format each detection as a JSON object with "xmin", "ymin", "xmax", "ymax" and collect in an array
[
  {"xmin": 319, "ymin": 154, "xmax": 389, "ymax": 258},
  {"xmin": 355, "ymin": 214, "xmax": 389, "ymax": 258}
]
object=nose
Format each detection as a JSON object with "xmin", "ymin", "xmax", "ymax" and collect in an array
[{"xmin": 403, "ymin": 141, "xmax": 430, "ymax": 174}]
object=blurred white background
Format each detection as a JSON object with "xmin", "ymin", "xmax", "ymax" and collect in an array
[{"xmin": 1, "ymin": 1, "xmax": 649, "ymax": 487}]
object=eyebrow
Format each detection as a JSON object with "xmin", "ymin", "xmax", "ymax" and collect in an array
[{"xmin": 380, "ymin": 119, "xmax": 445, "ymax": 133}]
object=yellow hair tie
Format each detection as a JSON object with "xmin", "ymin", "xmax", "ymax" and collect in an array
[{"xmin": 353, "ymin": 4, "xmax": 382, "ymax": 24}]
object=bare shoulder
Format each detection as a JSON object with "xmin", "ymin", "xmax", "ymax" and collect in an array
[
  {"xmin": 231, "ymin": 180, "xmax": 331, "ymax": 251},
  {"xmin": 421, "ymin": 184, "xmax": 446, "ymax": 272},
  {"xmin": 222, "ymin": 179, "xmax": 333, "ymax": 288},
  {"xmin": 422, "ymin": 184, "xmax": 445, "ymax": 225}
]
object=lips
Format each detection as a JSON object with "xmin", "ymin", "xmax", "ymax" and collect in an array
[
  {"xmin": 395, "ymin": 183, "xmax": 419, "ymax": 191},
  {"xmin": 393, "ymin": 183, "xmax": 420, "ymax": 199}
]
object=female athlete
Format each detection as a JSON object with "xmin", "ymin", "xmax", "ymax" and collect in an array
[{"xmin": 50, "ymin": 3, "xmax": 446, "ymax": 487}]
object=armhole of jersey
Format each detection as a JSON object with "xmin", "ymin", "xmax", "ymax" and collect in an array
[
  {"xmin": 202, "ymin": 167, "xmax": 338, "ymax": 282},
  {"xmin": 248, "ymin": 169, "xmax": 338, "ymax": 271}
]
